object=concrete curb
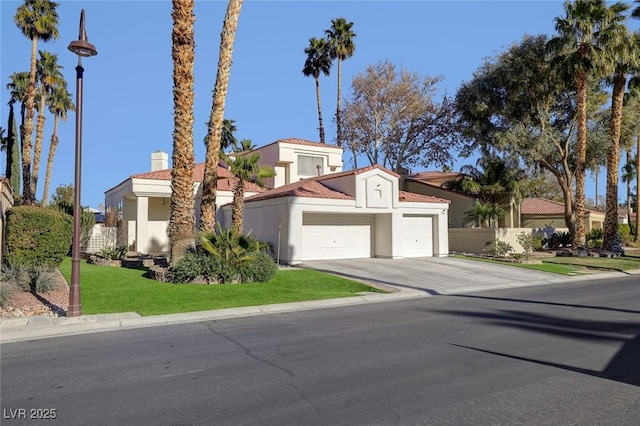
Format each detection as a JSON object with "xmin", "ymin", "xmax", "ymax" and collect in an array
[{"xmin": 1, "ymin": 268, "xmax": 637, "ymax": 344}]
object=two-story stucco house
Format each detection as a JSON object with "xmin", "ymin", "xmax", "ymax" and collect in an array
[{"xmin": 104, "ymin": 138, "xmax": 451, "ymax": 263}]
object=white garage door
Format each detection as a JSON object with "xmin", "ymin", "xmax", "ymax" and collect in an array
[
  {"xmin": 403, "ymin": 215, "xmax": 433, "ymax": 257},
  {"xmin": 302, "ymin": 213, "xmax": 374, "ymax": 260}
]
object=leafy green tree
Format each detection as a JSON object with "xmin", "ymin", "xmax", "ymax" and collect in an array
[
  {"xmin": 49, "ymin": 183, "xmax": 95, "ymax": 246},
  {"xmin": 456, "ymin": 34, "xmax": 608, "ymax": 238},
  {"xmin": 4, "ymin": 103, "xmax": 21, "ymax": 200},
  {"xmin": 13, "ymin": 0, "xmax": 60, "ymax": 205},
  {"xmin": 325, "ymin": 17, "xmax": 356, "ymax": 146},
  {"xmin": 303, "ymin": 37, "xmax": 332, "ymax": 144},
  {"xmin": 547, "ymin": 0, "xmax": 627, "ymax": 248}
]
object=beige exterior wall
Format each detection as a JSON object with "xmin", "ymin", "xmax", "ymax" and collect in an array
[
  {"xmin": 522, "ymin": 212, "xmax": 604, "ymax": 233},
  {"xmin": 449, "ymin": 227, "xmax": 568, "ymax": 255},
  {"xmin": 403, "ymin": 180, "xmax": 473, "ymax": 227}
]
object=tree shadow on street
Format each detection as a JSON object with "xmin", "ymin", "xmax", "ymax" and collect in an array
[{"xmin": 434, "ymin": 303, "xmax": 640, "ymax": 387}]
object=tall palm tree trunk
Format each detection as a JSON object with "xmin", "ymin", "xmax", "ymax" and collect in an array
[
  {"xmin": 32, "ymin": 90, "xmax": 47, "ymax": 202},
  {"xmin": 603, "ymin": 74, "xmax": 626, "ymax": 251},
  {"xmin": 200, "ymin": 0, "xmax": 243, "ymax": 231},
  {"xmin": 315, "ymin": 75, "xmax": 325, "ymax": 144},
  {"xmin": 573, "ymin": 72, "xmax": 588, "ymax": 248},
  {"xmin": 169, "ymin": 0, "xmax": 196, "ymax": 264},
  {"xmin": 626, "ymin": 148, "xmax": 632, "ymax": 226},
  {"xmin": 231, "ymin": 181, "xmax": 244, "ymax": 233},
  {"xmin": 41, "ymin": 115, "xmax": 59, "ymax": 207},
  {"xmin": 22, "ymin": 37, "xmax": 38, "ymax": 205},
  {"xmin": 336, "ymin": 57, "xmax": 342, "ymax": 146},
  {"xmin": 636, "ymin": 133, "xmax": 640, "ymax": 242}
]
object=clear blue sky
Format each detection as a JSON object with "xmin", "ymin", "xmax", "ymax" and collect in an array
[{"xmin": 1, "ymin": 1, "xmax": 637, "ymax": 209}]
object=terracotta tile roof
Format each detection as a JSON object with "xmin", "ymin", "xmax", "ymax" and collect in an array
[
  {"xmin": 245, "ymin": 179, "xmax": 353, "ymax": 202},
  {"xmin": 246, "ymin": 164, "xmax": 448, "ymax": 204},
  {"xmin": 258, "ymin": 137, "xmax": 342, "ymax": 151},
  {"xmin": 404, "ymin": 178, "xmax": 476, "ymax": 199},
  {"xmin": 131, "ymin": 163, "xmax": 264, "ymax": 193},
  {"xmin": 399, "ymin": 191, "xmax": 450, "ymax": 204},
  {"xmin": 521, "ymin": 197, "xmax": 565, "ymax": 214},
  {"xmin": 409, "ymin": 171, "xmax": 464, "ymax": 181}
]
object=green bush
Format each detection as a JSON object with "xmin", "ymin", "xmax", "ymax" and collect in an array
[
  {"xmin": 97, "ymin": 244, "xmax": 128, "ymax": 260},
  {"xmin": 587, "ymin": 228, "xmax": 604, "ymax": 248},
  {"xmin": 483, "ymin": 239, "xmax": 514, "ymax": 258},
  {"xmin": 5, "ymin": 205, "xmax": 73, "ymax": 268},
  {"xmin": 516, "ymin": 232, "xmax": 544, "ymax": 258},
  {"xmin": 237, "ymin": 251, "xmax": 277, "ymax": 283},
  {"xmin": 170, "ymin": 250, "xmax": 222, "ymax": 284},
  {"xmin": 619, "ymin": 224, "xmax": 632, "ymax": 245},
  {"xmin": 549, "ymin": 231, "xmax": 572, "ymax": 249}
]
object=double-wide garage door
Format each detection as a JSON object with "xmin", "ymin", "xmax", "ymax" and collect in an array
[{"xmin": 302, "ymin": 213, "xmax": 374, "ymax": 261}]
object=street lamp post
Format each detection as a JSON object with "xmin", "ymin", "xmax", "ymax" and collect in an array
[{"xmin": 67, "ymin": 9, "xmax": 97, "ymax": 317}]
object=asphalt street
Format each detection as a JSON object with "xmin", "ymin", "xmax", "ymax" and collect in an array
[{"xmin": 1, "ymin": 275, "xmax": 638, "ymax": 425}]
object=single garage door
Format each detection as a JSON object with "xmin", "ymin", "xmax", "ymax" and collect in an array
[
  {"xmin": 302, "ymin": 213, "xmax": 374, "ymax": 260},
  {"xmin": 403, "ymin": 215, "xmax": 433, "ymax": 257}
]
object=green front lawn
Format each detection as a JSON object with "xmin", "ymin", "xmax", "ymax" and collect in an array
[{"xmin": 58, "ymin": 258, "xmax": 384, "ymax": 316}]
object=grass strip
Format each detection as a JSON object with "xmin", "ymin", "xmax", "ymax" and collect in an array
[{"xmin": 59, "ymin": 258, "xmax": 385, "ymax": 316}]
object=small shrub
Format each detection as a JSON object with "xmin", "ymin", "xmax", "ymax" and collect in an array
[
  {"xmin": 97, "ymin": 244, "xmax": 128, "ymax": 260},
  {"xmin": 0, "ymin": 264, "xmax": 59, "ymax": 293},
  {"xmin": 0, "ymin": 282, "xmax": 18, "ymax": 307},
  {"xmin": 516, "ymin": 232, "xmax": 544, "ymax": 259},
  {"xmin": 587, "ymin": 228, "xmax": 604, "ymax": 249},
  {"xmin": 618, "ymin": 224, "xmax": 632, "ymax": 245},
  {"xmin": 170, "ymin": 250, "xmax": 222, "ymax": 284},
  {"xmin": 483, "ymin": 239, "xmax": 514, "ymax": 258},
  {"xmin": 5, "ymin": 205, "xmax": 73, "ymax": 268},
  {"xmin": 549, "ymin": 231, "xmax": 572, "ymax": 249},
  {"xmin": 238, "ymin": 251, "xmax": 277, "ymax": 283},
  {"xmin": 28, "ymin": 266, "xmax": 60, "ymax": 293}
]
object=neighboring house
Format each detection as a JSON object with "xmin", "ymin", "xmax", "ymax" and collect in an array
[
  {"xmin": 104, "ymin": 151, "xmax": 264, "ymax": 254},
  {"xmin": 402, "ymin": 171, "xmax": 521, "ymax": 228},
  {"xmin": 521, "ymin": 197, "xmax": 604, "ymax": 232},
  {"xmin": 221, "ymin": 165, "xmax": 450, "ymax": 264},
  {"xmin": 617, "ymin": 207, "xmax": 637, "ymax": 225}
]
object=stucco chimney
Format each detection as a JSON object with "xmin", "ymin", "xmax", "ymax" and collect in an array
[{"xmin": 151, "ymin": 151, "xmax": 168, "ymax": 171}]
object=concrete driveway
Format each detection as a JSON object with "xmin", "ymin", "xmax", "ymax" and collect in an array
[{"xmin": 302, "ymin": 257, "xmax": 573, "ymax": 295}]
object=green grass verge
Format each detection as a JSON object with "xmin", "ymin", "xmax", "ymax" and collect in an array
[
  {"xmin": 451, "ymin": 255, "xmax": 581, "ymax": 275},
  {"xmin": 59, "ymin": 258, "xmax": 385, "ymax": 316},
  {"xmin": 453, "ymin": 252, "xmax": 640, "ymax": 274}
]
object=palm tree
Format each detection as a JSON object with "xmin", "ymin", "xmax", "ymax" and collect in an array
[
  {"xmin": 169, "ymin": 0, "xmax": 196, "ymax": 265},
  {"xmin": 547, "ymin": 0, "xmax": 623, "ymax": 249},
  {"xmin": 200, "ymin": 0, "xmax": 244, "ymax": 232},
  {"xmin": 220, "ymin": 150, "xmax": 274, "ymax": 233},
  {"xmin": 325, "ymin": 17, "xmax": 356, "ymax": 147},
  {"xmin": 603, "ymin": 26, "xmax": 640, "ymax": 251},
  {"xmin": 462, "ymin": 201, "xmax": 506, "ymax": 228},
  {"xmin": 303, "ymin": 37, "xmax": 332, "ymax": 144},
  {"xmin": 206, "ymin": 118, "xmax": 237, "ymax": 152},
  {"xmin": 41, "ymin": 82, "xmax": 74, "ymax": 207},
  {"xmin": 33, "ymin": 50, "xmax": 63, "ymax": 202},
  {"xmin": 14, "ymin": 0, "xmax": 59, "ymax": 205},
  {"xmin": 633, "ymin": 0, "xmax": 640, "ymax": 18}
]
